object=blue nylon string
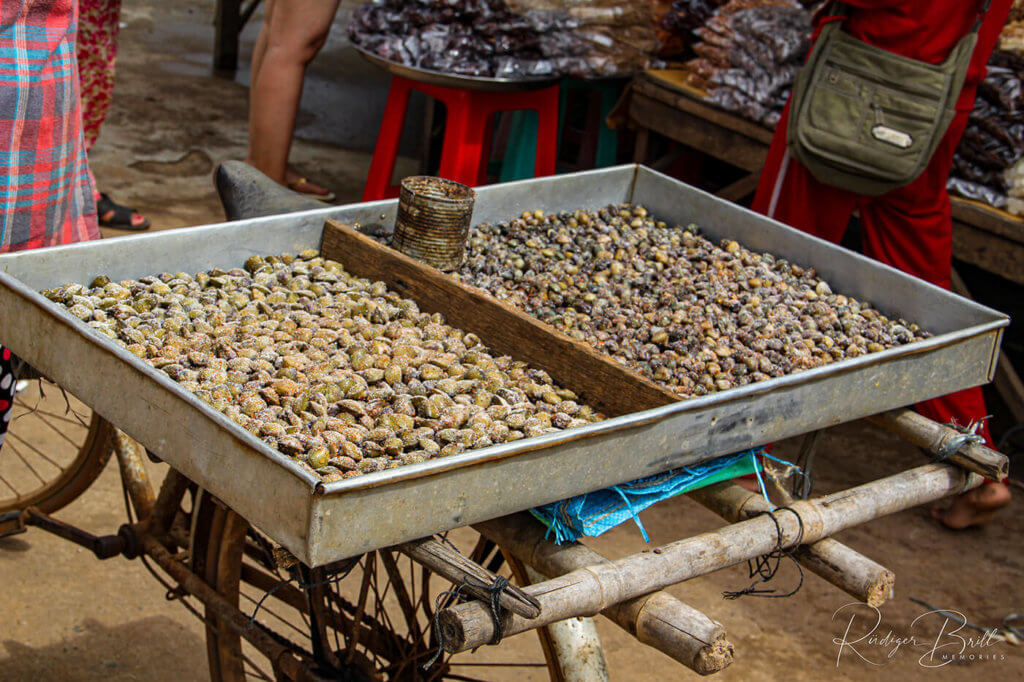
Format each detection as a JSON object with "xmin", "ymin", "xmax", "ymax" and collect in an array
[
  {"xmin": 610, "ymin": 484, "xmax": 650, "ymax": 543},
  {"xmin": 531, "ymin": 447, "xmax": 802, "ymax": 544},
  {"xmin": 752, "ymin": 452, "xmax": 775, "ymax": 512}
]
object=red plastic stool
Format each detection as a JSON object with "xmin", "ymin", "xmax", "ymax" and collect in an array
[{"xmin": 363, "ymin": 75, "xmax": 560, "ymax": 201}]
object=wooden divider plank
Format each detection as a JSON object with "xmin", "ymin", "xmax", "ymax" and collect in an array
[{"xmin": 320, "ymin": 220, "xmax": 679, "ymax": 417}]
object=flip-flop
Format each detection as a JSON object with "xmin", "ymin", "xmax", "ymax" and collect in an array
[
  {"xmin": 287, "ymin": 177, "xmax": 336, "ymax": 202},
  {"xmin": 97, "ymin": 193, "xmax": 151, "ymax": 230}
]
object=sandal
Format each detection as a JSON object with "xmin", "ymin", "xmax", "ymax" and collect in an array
[
  {"xmin": 97, "ymin": 193, "xmax": 151, "ymax": 230},
  {"xmin": 286, "ymin": 177, "xmax": 336, "ymax": 202}
]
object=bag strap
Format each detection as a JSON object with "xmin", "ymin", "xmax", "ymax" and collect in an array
[
  {"xmin": 830, "ymin": 0, "xmax": 992, "ymax": 35},
  {"xmin": 972, "ymin": 0, "xmax": 993, "ymax": 32}
]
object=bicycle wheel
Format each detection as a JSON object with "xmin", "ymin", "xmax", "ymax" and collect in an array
[
  {"xmin": 190, "ymin": 490, "xmax": 563, "ymax": 681},
  {"xmin": 0, "ymin": 376, "xmax": 113, "ymax": 514}
]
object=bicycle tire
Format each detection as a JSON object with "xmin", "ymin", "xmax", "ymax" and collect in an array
[
  {"xmin": 190, "ymin": 490, "xmax": 562, "ymax": 681},
  {"xmin": 0, "ymin": 382, "xmax": 114, "ymax": 515}
]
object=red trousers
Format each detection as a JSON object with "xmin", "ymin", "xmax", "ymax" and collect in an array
[{"xmin": 751, "ymin": 104, "xmax": 993, "ymax": 445}]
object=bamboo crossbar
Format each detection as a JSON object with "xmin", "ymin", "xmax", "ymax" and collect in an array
[
  {"xmin": 474, "ymin": 514, "xmax": 735, "ymax": 675},
  {"xmin": 869, "ymin": 408, "xmax": 1008, "ymax": 481},
  {"xmin": 396, "ymin": 537, "xmax": 541, "ymax": 619},
  {"xmin": 439, "ymin": 462, "xmax": 987, "ymax": 652},
  {"xmin": 689, "ymin": 483, "xmax": 895, "ymax": 606}
]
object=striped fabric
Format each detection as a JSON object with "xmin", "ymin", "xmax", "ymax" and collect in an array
[{"xmin": 0, "ymin": 0, "xmax": 99, "ymax": 252}]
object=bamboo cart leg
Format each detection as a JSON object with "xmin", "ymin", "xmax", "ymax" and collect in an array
[
  {"xmin": 520, "ymin": 563, "xmax": 610, "ymax": 682},
  {"xmin": 474, "ymin": 514, "xmax": 735, "ymax": 675},
  {"xmin": 213, "ymin": 0, "xmax": 242, "ymax": 73},
  {"xmin": 440, "ymin": 461, "xmax": 989, "ymax": 651}
]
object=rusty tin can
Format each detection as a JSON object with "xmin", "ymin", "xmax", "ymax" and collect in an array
[{"xmin": 392, "ymin": 176, "xmax": 476, "ymax": 271}]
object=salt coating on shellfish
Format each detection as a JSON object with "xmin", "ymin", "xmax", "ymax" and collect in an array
[
  {"xmin": 454, "ymin": 204, "xmax": 928, "ymax": 397},
  {"xmin": 43, "ymin": 250, "xmax": 604, "ymax": 482}
]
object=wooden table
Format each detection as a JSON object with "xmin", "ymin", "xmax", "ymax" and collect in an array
[
  {"xmin": 951, "ymin": 199, "xmax": 1024, "ymax": 287},
  {"xmin": 213, "ymin": 0, "xmax": 262, "ymax": 72},
  {"xmin": 629, "ymin": 72, "xmax": 773, "ymax": 202},
  {"xmin": 627, "ymin": 70, "xmax": 1024, "ymax": 423}
]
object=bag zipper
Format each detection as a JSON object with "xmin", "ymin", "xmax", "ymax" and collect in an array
[
  {"xmin": 871, "ymin": 102, "xmax": 933, "ymax": 124},
  {"xmin": 824, "ymin": 59, "xmax": 939, "ymax": 99}
]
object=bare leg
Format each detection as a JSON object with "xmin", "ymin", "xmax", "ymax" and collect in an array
[
  {"xmin": 931, "ymin": 481, "xmax": 1011, "ymax": 529},
  {"xmin": 249, "ymin": 0, "xmax": 274, "ymax": 86},
  {"xmin": 245, "ymin": 0, "xmax": 339, "ymax": 187}
]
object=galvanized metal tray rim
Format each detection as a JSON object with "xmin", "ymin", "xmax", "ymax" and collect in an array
[
  {"xmin": 317, "ymin": 316, "xmax": 1006, "ymax": 494},
  {"xmin": 0, "ymin": 272, "xmax": 323, "ymax": 490},
  {"xmin": 355, "ymin": 45, "xmax": 560, "ymax": 92},
  {"xmin": 0, "ymin": 198, "xmax": 393, "ymax": 258},
  {"xmin": 630, "ymin": 165, "xmax": 1007, "ymax": 328},
  {"xmin": 1, "ymin": 231, "xmax": 1005, "ymax": 501},
  {"xmin": 0, "ymin": 164, "xmax": 1008, "ymax": 564}
]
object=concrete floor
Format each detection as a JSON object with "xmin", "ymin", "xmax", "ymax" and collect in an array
[
  {"xmin": 0, "ymin": 1, "xmax": 1021, "ymax": 680},
  {"xmin": 90, "ymin": 0, "xmax": 417, "ymax": 234}
]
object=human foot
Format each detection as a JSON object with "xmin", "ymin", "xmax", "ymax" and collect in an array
[
  {"xmin": 97, "ymin": 193, "xmax": 150, "ymax": 230},
  {"xmin": 284, "ymin": 168, "xmax": 335, "ymax": 201},
  {"xmin": 931, "ymin": 481, "xmax": 1011, "ymax": 529}
]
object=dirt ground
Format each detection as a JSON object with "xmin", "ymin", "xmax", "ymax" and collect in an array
[{"xmin": 0, "ymin": 1, "xmax": 1022, "ymax": 680}]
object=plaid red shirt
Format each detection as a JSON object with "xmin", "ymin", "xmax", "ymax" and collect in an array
[{"xmin": 0, "ymin": 0, "xmax": 99, "ymax": 253}]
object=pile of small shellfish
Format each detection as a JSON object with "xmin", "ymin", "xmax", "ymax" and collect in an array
[
  {"xmin": 455, "ymin": 204, "xmax": 928, "ymax": 397},
  {"xmin": 42, "ymin": 251, "xmax": 602, "ymax": 481}
]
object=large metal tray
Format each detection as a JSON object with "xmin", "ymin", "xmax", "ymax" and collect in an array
[
  {"xmin": 0, "ymin": 166, "xmax": 1006, "ymax": 565},
  {"xmin": 355, "ymin": 45, "xmax": 560, "ymax": 93}
]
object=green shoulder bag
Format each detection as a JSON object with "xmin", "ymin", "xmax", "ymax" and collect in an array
[{"xmin": 788, "ymin": 1, "xmax": 990, "ymax": 196}]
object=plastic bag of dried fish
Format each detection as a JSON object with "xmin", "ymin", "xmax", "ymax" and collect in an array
[
  {"xmin": 679, "ymin": 1, "xmax": 811, "ymax": 125},
  {"xmin": 949, "ymin": 50, "xmax": 1024, "ymax": 208},
  {"xmin": 42, "ymin": 251, "xmax": 604, "ymax": 482}
]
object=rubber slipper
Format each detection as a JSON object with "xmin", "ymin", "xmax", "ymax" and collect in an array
[
  {"xmin": 97, "ymin": 193, "xmax": 151, "ymax": 230},
  {"xmin": 286, "ymin": 177, "xmax": 336, "ymax": 202}
]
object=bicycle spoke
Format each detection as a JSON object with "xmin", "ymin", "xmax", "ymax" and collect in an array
[
  {"xmin": 6, "ymin": 442, "xmax": 47, "ymax": 484},
  {"xmin": 382, "ymin": 639, "xmax": 450, "ymax": 678},
  {"xmin": 7, "ymin": 431, "xmax": 66, "ymax": 470},
  {"xmin": 23, "ymin": 409, "xmax": 89, "ymax": 429},
  {"xmin": 329, "ymin": 586, "xmax": 343, "ymax": 665},
  {"xmin": 426, "ymin": 651, "xmax": 457, "ymax": 682},
  {"xmin": 241, "ymin": 652, "xmax": 273, "ymax": 681},
  {"xmin": 380, "ymin": 549, "xmax": 423, "ymax": 644},
  {"xmin": 11, "ymin": 394, "xmax": 87, "ymax": 424},
  {"xmin": 239, "ymin": 588, "xmax": 310, "ymax": 640},
  {"xmin": 344, "ymin": 554, "xmax": 374, "ymax": 664},
  {"xmin": 420, "ymin": 567, "xmax": 434, "ymax": 620},
  {"xmin": 370, "ymin": 566, "xmax": 400, "ymax": 648},
  {"xmin": 450, "ymin": 662, "xmax": 550, "ymax": 667},
  {"xmin": 34, "ymin": 413, "xmax": 87, "ymax": 448},
  {"xmin": 240, "ymin": 562, "xmax": 308, "ymax": 615},
  {"xmin": 0, "ymin": 471, "xmax": 21, "ymax": 496},
  {"xmin": 197, "ymin": 515, "xmax": 561, "ymax": 681}
]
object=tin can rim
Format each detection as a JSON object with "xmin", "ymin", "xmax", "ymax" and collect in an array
[{"xmin": 400, "ymin": 176, "xmax": 476, "ymax": 204}]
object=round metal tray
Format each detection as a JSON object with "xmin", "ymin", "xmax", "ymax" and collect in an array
[{"xmin": 355, "ymin": 45, "xmax": 560, "ymax": 93}]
